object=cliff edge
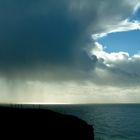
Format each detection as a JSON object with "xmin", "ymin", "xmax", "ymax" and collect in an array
[{"xmin": 0, "ymin": 106, "xmax": 94, "ymax": 140}]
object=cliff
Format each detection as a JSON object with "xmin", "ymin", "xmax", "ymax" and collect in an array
[{"xmin": 0, "ymin": 106, "xmax": 94, "ymax": 140}]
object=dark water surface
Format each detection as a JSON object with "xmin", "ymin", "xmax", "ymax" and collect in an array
[{"xmin": 45, "ymin": 104, "xmax": 140, "ymax": 140}]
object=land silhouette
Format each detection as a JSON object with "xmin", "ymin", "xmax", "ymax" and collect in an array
[{"xmin": 0, "ymin": 105, "xmax": 94, "ymax": 140}]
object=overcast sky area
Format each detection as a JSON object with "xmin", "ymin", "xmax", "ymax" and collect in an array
[{"xmin": 0, "ymin": 0, "xmax": 140, "ymax": 104}]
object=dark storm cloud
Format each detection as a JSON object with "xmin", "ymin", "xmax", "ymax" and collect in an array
[
  {"xmin": 0, "ymin": 0, "xmax": 139, "ymax": 78},
  {"xmin": 0, "ymin": 0, "xmax": 98, "ymax": 75}
]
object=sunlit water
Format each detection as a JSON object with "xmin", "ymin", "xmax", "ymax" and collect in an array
[{"xmin": 44, "ymin": 104, "xmax": 140, "ymax": 140}]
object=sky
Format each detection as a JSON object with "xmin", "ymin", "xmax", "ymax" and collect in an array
[
  {"xmin": 98, "ymin": 30, "xmax": 140, "ymax": 55},
  {"xmin": 0, "ymin": 0, "xmax": 140, "ymax": 104}
]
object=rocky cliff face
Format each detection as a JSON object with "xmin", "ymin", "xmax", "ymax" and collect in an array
[{"xmin": 0, "ymin": 106, "xmax": 94, "ymax": 140}]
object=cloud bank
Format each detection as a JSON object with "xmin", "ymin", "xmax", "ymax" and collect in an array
[{"xmin": 0, "ymin": 0, "xmax": 140, "ymax": 103}]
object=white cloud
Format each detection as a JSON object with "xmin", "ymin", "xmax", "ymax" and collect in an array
[
  {"xmin": 85, "ymin": 0, "xmax": 140, "ymax": 91},
  {"xmin": 92, "ymin": 19, "xmax": 140, "ymax": 39},
  {"xmin": 91, "ymin": 42, "xmax": 140, "ymax": 83}
]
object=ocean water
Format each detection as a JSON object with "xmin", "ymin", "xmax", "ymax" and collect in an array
[{"xmin": 45, "ymin": 104, "xmax": 140, "ymax": 140}]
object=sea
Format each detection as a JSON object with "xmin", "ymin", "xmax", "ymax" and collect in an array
[{"xmin": 44, "ymin": 104, "xmax": 140, "ymax": 140}]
